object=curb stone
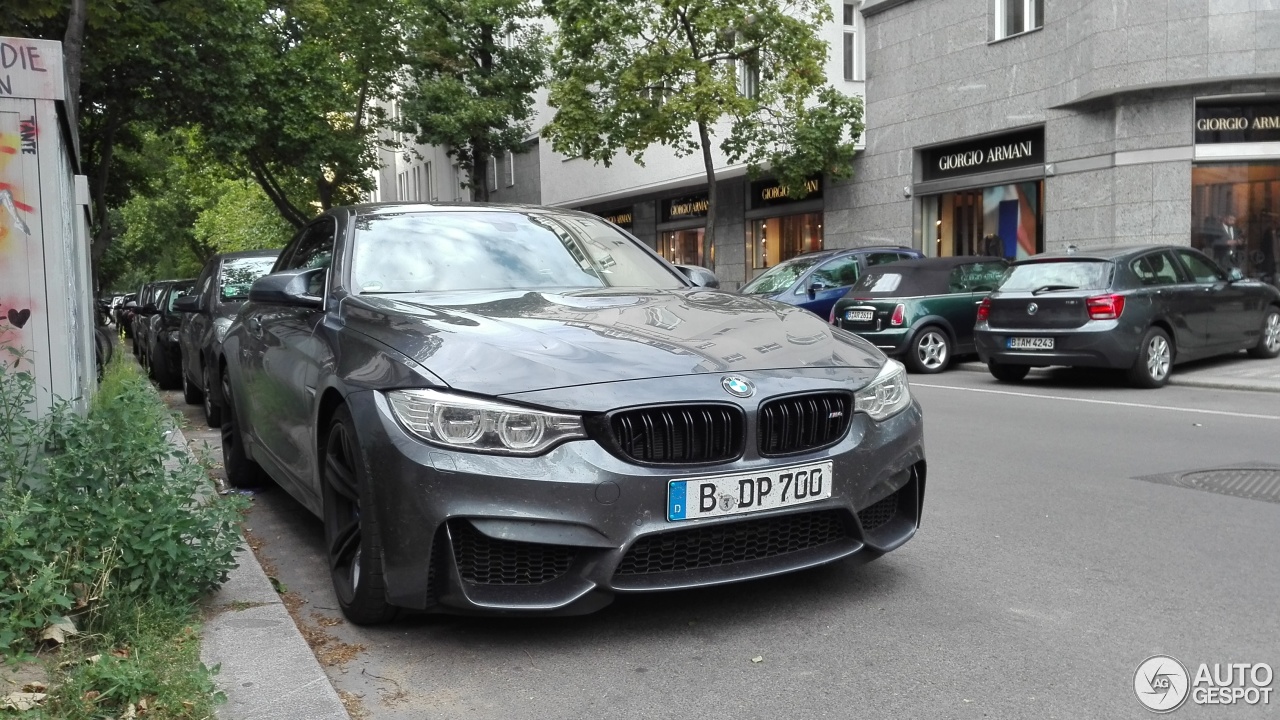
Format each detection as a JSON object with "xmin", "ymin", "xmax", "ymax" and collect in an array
[{"xmin": 164, "ymin": 425, "xmax": 349, "ymax": 720}]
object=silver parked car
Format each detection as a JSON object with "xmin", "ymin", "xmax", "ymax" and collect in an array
[{"xmin": 217, "ymin": 203, "xmax": 927, "ymax": 623}]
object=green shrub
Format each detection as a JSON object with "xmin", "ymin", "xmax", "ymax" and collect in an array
[{"xmin": 0, "ymin": 350, "xmax": 246, "ymax": 655}]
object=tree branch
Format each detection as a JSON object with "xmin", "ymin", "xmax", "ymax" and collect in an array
[{"xmin": 246, "ymin": 154, "xmax": 308, "ymax": 228}]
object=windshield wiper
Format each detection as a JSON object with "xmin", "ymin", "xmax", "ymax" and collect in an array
[{"xmin": 1030, "ymin": 284, "xmax": 1080, "ymax": 295}]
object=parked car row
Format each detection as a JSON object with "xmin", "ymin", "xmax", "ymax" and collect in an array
[{"xmin": 803, "ymin": 245, "xmax": 1280, "ymax": 388}]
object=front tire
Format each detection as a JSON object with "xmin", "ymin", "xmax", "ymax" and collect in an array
[
  {"xmin": 906, "ymin": 327, "xmax": 951, "ymax": 374},
  {"xmin": 220, "ymin": 367, "xmax": 269, "ymax": 488},
  {"xmin": 322, "ymin": 405, "xmax": 397, "ymax": 625},
  {"xmin": 1247, "ymin": 307, "xmax": 1280, "ymax": 359},
  {"xmin": 988, "ymin": 360, "xmax": 1030, "ymax": 382},
  {"xmin": 203, "ymin": 364, "xmax": 222, "ymax": 428},
  {"xmin": 1128, "ymin": 327, "xmax": 1173, "ymax": 389}
]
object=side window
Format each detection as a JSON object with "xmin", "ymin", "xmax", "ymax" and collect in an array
[
  {"xmin": 282, "ymin": 218, "xmax": 337, "ymax": 296},
  {"xmin": 1174, "ymin": 249, "xmax": 1224, "ymax": 284},
  {"xmin": 810, "ymin": 257, "xmax": 861, "ymax": 288},
  {"xmin": 865, "ymin": 252, "xmax": 904, "ymax": 267},
  {"xmin": 1131, "ymin": 252, "xmax": 1183, "ymax": 287}
]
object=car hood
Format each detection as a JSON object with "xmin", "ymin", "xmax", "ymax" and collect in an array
[{"xmin": 339, "ymin": 289, "xmax": 883, "ymax": 395}]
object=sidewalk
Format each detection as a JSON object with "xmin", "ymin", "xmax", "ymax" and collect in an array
[
  {"xmin": 954, "ymin": 352, "xmax": 1280, "ymax": 392},
  {"xmin": 164, "ymin": 424, "xmax": 349, "ymax": 720}
]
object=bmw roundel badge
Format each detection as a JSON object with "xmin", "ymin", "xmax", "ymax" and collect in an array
[
  {"xmin": 721, "ymin": 375, "xmax": 755, "ymax": 398},
  {"xmin": 1027, "ymin": 302, "xmax": 1039, "ymax": 315}
]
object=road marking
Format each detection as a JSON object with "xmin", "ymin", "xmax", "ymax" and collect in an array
[{"xmin": 912, "ymin": 383, "xmax": 1280, "ymax": 421}]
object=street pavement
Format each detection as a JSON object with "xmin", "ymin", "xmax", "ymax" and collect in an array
[{"xmin": 162, "ymin": 355, "xmax": 1280, "ymax": 720}]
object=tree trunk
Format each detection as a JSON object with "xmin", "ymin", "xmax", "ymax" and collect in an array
[
  {"xmin": 470, "ymin": 150, "xmax": 490, "ymax": 202},
  {"xmin": 63, "ymin": 0, "xmax": 87, "ymax": 110},
  {"xmin": 697, "ymin": 119, "xmax": 717, "ymax": 271},
  {"xmin": 88, "ymin": 114, "xmax": 122, "ymax": 288}
]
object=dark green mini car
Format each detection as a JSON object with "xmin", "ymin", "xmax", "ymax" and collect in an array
[{"xmin": 830, "ymin": 257, "xmax": 1008, "ymax": 373}]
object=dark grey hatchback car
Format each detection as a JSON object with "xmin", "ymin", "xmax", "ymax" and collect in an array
[
  {"xmin": 217, "ymin": 203, "xmax": 927, "ymax": 623},
  {"xmin": 975, "ymin": 245, "xmax": 1280, "ymax": 388}
]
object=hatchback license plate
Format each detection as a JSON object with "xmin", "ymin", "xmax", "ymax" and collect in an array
[
  {"xmin": 844, "ymin": 310, "xmax": 874, "ymax": 322},
  {"xmin": 1008, "ymin": 336, "xmax": 1054, "ymax": 350},
  {"xmin": 667, "ymin": 461, "xmax": 833, "ymax": 522}
]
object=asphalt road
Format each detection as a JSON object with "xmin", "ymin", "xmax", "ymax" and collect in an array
[{"xmin": 162, "ymin": 362, "xmax": 1280, "ymax": 720}]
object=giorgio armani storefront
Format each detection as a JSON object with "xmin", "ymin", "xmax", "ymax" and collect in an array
[{"xmin": 914, "ymin": 127, "xmax": 1045, "ymax": 261}]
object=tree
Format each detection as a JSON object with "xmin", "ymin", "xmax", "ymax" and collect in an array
[
  {"xmin": 543, "ymin": 0, "xmax": 864, "ymax": 269},
  {"xmin": 398, "ymin": 0, "xmax": 546, "ymax": 201}
]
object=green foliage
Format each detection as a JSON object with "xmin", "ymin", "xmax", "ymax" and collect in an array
[
  {"xmin": 543, "ymin": 0, "xmax": 865, "ymax": 260},
  {"xmin": 193, "ymin": 179, "xmax": 297, "ymax": 254},
  {"xmin": 399, "ymin": 0, "xmax": 547, "ymax": 200},
  {"xmin": 36, "ymin": 602, "xmax": 223, "ymax": 719},
  {"xmin": 0, "ymin": 351, "xmax": 246, "ymax": 657}
]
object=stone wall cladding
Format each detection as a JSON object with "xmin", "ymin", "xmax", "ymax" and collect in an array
[{"xmin": 845, "ymin": 0, "xmax": 1280, "ymax": 253}]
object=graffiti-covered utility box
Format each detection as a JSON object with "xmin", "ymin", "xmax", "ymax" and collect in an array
[{"xmin": 0, "ymin": 37, "xmax": 95, "ymax": 414}]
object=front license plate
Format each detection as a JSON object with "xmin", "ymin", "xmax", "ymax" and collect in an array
[
  {"xmin": 1008, "ymin": 336, "xmax": 1054, "ymax": 350},
  {"xmin": 844, "ymin": 309, "xmax": 874, "ymax": 322},
  {"xmin": 667, "ymin": 461, "xmax": 834, "ymax": 522}
]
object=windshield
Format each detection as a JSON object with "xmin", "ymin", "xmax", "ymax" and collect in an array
[
  {"xmin": 351, "ymin": 211, "xmax": 685, "ymax": 293},
  {"xmin": 740, "ymin": 256, "xmax": 822, "ymax": 295},
  {"xmin": 220, "ymin": 257, "xmax": 278, "ymax": 301},
  {"xmin": 999, "ymin": 260, "xmax": 1114, "ymax": 292}
]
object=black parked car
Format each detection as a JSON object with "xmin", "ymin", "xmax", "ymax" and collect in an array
[
  {"xmin": 217, "ymin": 203, "xmax": 926, "ymax": 623},
  {"xmin": 129, "ymin": 282, "xmax": 165, "ymax": 351},
  {"xmin": 975, "ymin": 245, "xmax": 1280, "ymax": 388},
  {"xmin": 176, "ymin": 249, "xmax": 280, "ymax": 426},
  {"xmin": 145, "ymin": 280, "xmax": 195, "ymax": 388}
]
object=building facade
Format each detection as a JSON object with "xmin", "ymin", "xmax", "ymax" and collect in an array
[{"xmin": 841, "ymin": 0, "xmax": 1280, "ymax": 285}]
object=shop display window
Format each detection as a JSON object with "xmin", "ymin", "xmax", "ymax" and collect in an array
[
  {"xmin": 1191, "ymin": 162, "xmax": 1280, "ymax": 286},
  {"xmin": 923, "ymin": 182, "xmax": 1042, "ymax": 260},
  {"xmin": 747, "ymin": 212, "xmax": 824, "ymax": 270}
]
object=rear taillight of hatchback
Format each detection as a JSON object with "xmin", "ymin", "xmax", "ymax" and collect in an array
[
  {"xmin": 890, "ymin": 304, "xmax": 906, "ymax": 326},
  {"xmin": 1086, "ymin": 294, "xmax": 1125, "ymax": 320}
]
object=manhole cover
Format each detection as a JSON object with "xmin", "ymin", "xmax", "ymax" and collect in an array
[{"xmin": 1136, "ymin": 465, "xmax": 1280, "ymax": 504}]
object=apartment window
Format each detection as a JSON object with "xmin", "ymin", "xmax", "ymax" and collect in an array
[
  {"xmin": 412, "ymin": 166, "xmax": 420, "ymax": 201},
  {"xmin": 489, "ymin": 156, "xmax": 498, "ymax": 191},
  {"xmin": 994, "ymin": 0, "xmax": 1043, "ymax": 40},
  {"xmin": 506, "ymin": 151, "xmax": 515, "ymax": 187},
  {"xmin": 738, "ymin": 59, "xmax": 759, "ymax": 99},
  {"xmin": 425, "ymin": 161, "xmax": 434, "ymax": 201},
  {"xmin": 842, "ymin": 3, "xmax": 861, "ymax": 81}
]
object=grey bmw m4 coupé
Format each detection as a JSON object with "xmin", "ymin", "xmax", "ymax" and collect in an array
[{"xmin": 217, "ymin": 204, "xmax": 926, "ymax": 623}]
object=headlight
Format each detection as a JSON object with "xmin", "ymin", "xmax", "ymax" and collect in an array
[
  {"xmin": 854, "ymin": 359, "xmax": 912, "ymax": 421},
  {"xmin": 386, "ymin": 389, "xmax": 586, "ymax": 456}
]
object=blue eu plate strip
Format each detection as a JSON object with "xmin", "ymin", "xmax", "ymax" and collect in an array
[{"xmin": 668, "ymin": 481, "xmax": 687, "ymax": 521}]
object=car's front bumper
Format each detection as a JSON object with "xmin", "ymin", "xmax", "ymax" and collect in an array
[
  {"xmin": 974, "ymin": 320, "xmax": 1139, "ymax": 369},
  {"xmin": 346, "ymin": 376, "xmax": 927, "ymax": 616}
]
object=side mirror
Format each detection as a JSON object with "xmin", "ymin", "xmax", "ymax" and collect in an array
[
  {"xmin": 249, "ymin": 268, "xmax": 325, "ymax": 308},
  {"xmin": 1227, "ymin": 267, "xmax": 1245, "ymax": 282},
  {"xmin": 141, "ymin": 303, "xmax": 158, "ymax": 315},
  {"xmin": 676, "ymin": 264, "xmax": 720, "ymax": 289},
  {"xmin": 124, "ymin": 300, "xmax": 138, "ymax": 309},
  {"xmin": 807, "ymin": 280, "xmax": 833, "ymax": 299},
  {"xmin": 174, "ymin": 295, "xmax": 201, "ymax": 313}
]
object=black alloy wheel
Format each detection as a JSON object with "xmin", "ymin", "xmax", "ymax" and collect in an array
[
  {"xmin": 322, "ymin": 405, "xmax": 397, "ymax": 625},
  {"xmin": 1247, "ymin": 307, "xmax": 1280, "ymax": 359},
  {"xmin": 906, "ymin": 327, "xmax": 951, "ymax": 374},
  {"xmin": 1128, "ymin": 326, "xmax": 1173, "ymax": 389},
  {"xmin": 203, "ymin": 364, "xmax": 222, "ymax": 427},
  {"xmin": 987, "ymin": 359, "xmax": 1030, "ymax": 382},
  {"xmin": 220, "ymin": 368, "xmax": 268, "ymax": 488}
]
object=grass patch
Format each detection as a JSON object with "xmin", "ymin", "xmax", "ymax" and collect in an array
[{"xmin": 1, "ymin": 349, "xmax": 247, "ymax": 717}]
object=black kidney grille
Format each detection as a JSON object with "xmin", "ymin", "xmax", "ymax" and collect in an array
[
  {"xmin": 614, "ymin": 510, "xmax": 851, "ymax": 576},
  {"xmin": 611, "ymin": 405, "xmax": 743, "ymax": 464},
  {"xmin": 758, "ymin": 393, "xmax": 853, "ymax": 456},
  {"xmin": 856, "ymin": 493, "xmax": 899, "ymax": 533},
  {"xmin": 450, "ymin": 522, "xmax": 575, "ymax": 586}
]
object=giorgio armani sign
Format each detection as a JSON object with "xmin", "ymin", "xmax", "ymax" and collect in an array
[
  {"xmin": 921, "ymin": 128, "xmax": 1044, "ymax": 182},
  {"xmin": 1195, "ymin": 100, "xmax": 1280, "ymax": 144}
]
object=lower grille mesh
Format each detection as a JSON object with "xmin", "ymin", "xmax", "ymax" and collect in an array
[
  {"xmin": 450, "ymin": 522, "xmax": 575, "ymax": 585},
  {"xmin": 856, "ymin": 493, "xmax": 899, "ymax": 533},
  {"xmin": 614, "ymin": 510, "xmax": 850, "ymax": 576}
]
